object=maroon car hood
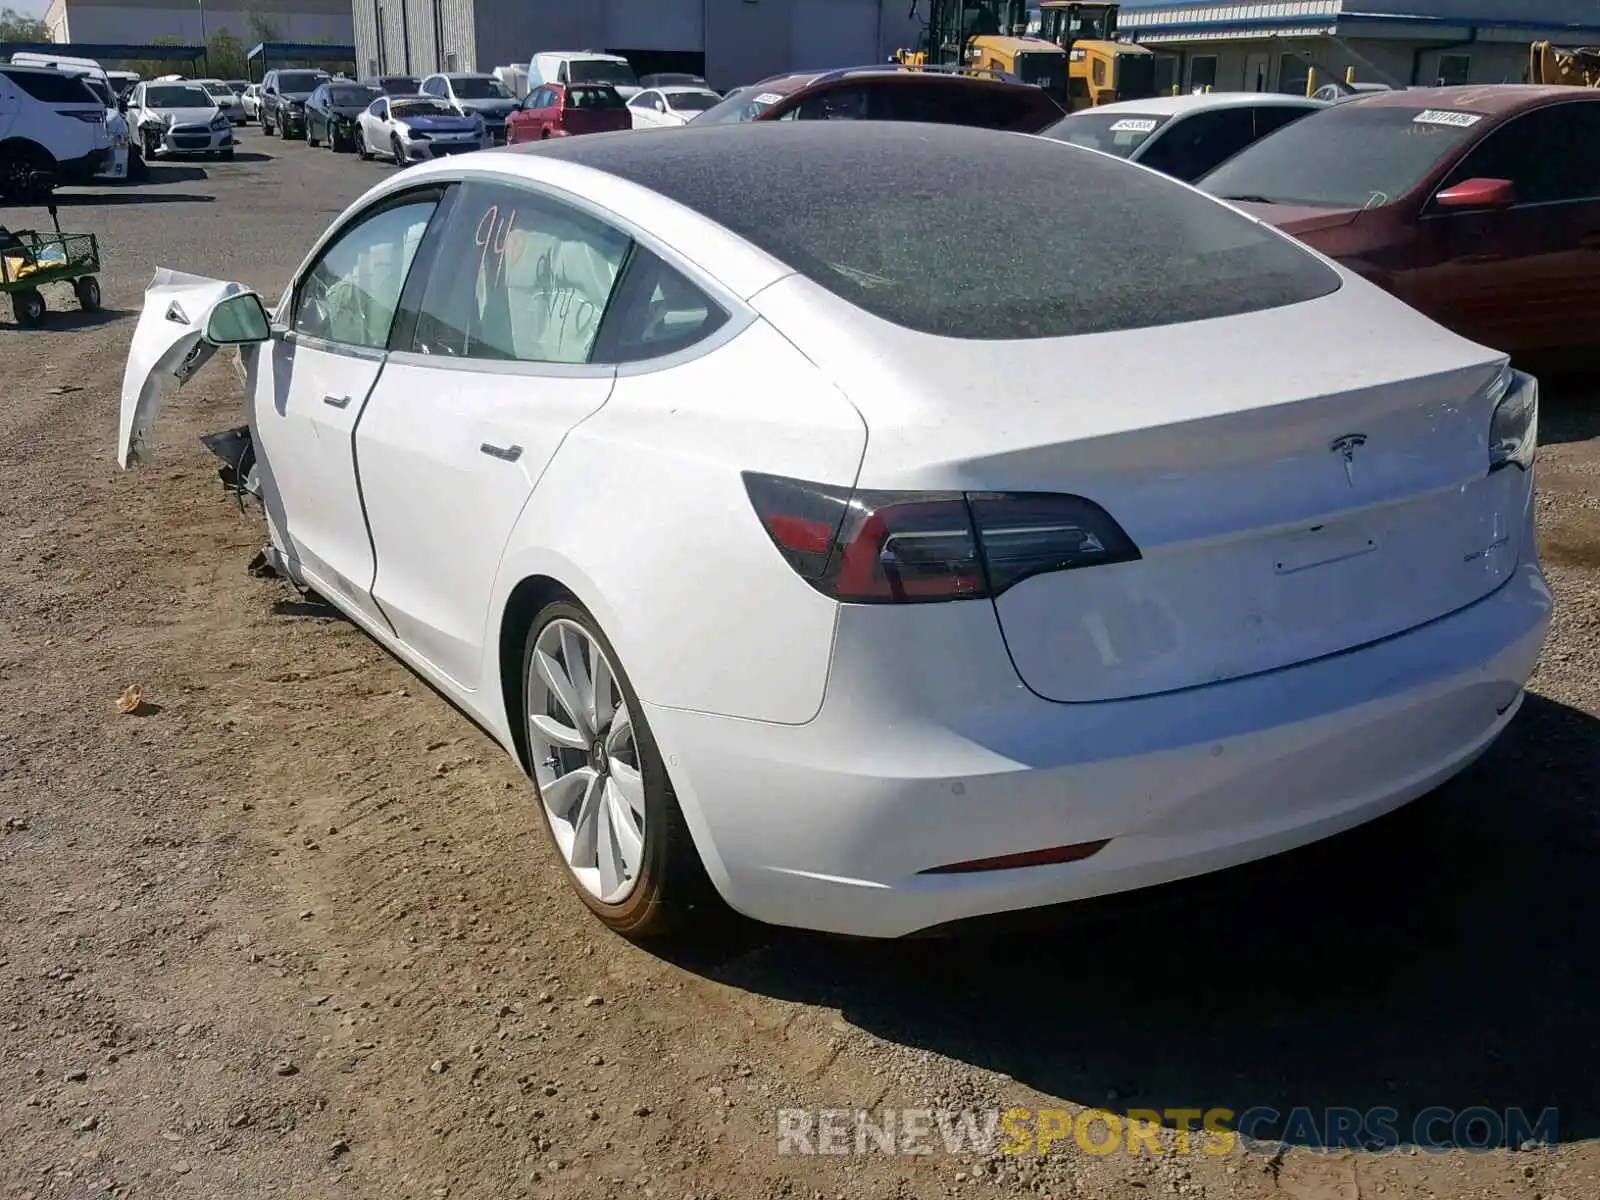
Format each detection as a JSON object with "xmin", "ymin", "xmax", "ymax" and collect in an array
[{"xmin": 1230, "ymin": 201, "xmax": 1364, "ymax": 236}]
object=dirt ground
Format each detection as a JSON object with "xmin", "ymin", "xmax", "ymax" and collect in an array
[{"xmin": 1, "ymin": 132, "xmax": 1598, "ymax": 1200}]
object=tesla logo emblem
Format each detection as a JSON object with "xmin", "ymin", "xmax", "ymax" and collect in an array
[{"xmin": 1329, "ymin": 433, "xmax": 1368, "ymax": 486}]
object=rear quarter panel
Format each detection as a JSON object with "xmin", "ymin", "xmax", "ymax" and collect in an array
[{"xmin": 486, "ymin": 319, "xmax": 867, "ymax": 726}]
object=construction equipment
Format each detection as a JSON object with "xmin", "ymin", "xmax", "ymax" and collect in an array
[
  {"xmin": 897, "ymin": 3, "xmax": 1073, "ymax": 106},
  {"xmin": 1529, "ymin": 41, "xmax": 1600, "ymax": 87},
  {"xmin": 1036, "ymin": 2, "xmax": 1156, "ymax": 108}
]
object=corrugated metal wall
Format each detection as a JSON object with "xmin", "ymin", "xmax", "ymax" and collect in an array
[{"xmin": 354, "ymin": 0, "xmax": 922, "ymax": 87}]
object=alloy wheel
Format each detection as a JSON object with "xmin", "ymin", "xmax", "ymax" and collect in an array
[{"xmin": 526, "ymin": 618, "xmax": 646, "ymax": 905}]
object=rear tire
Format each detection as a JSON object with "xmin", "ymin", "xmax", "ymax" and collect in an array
[
  {"xmin": 0, "ymin": 147, "xmax": 52, "ymax": 203},
  {"xmin": 521, "ymin": 600, "xmax": 722, "ymax": 940},
  {"xmin": 74, "ymin": 276, "xmax": 102, "ymax": 312},
  {"xmin": 12, "ymin": 288, "xmax": 46, "ymax": 327},
  {"xmin": 355, "ymin": 127, "xmax": 371, "ymax": 160}
]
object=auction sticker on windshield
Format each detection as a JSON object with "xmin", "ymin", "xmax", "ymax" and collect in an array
[
  {"xmin": 1413, "ymin": 109, "xmax": 1483, "ymax": 128},
  {"xmin": 1109, "ymin": 118, "xmax": 1159, "ymax": 133},
  {"xmin": 753, "ymin": 92, "xmax": 785, "ymax": 105}
]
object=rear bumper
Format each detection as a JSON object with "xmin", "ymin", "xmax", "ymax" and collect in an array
[
  {"xmin": 645, "ymin": 559, "xmax": 1552, "ymax": 938},
  {"xmin": 55, "ymin": 148, "xmax": 109, "ymax": 182}
]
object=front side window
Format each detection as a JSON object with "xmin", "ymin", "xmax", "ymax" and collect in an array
[
  {"xmin": 294, "ymin": 197, "xmax": 440, "ymax": 349},
  {"xmin": 1439, "ymin": 102, "xmax": 1600, "ymax": 204},
  {"xmin": 1200, "ymin": 103, "xmax": 1486, "ymax": 208},
  {"xmin": 407, "ymin": 181, "xmax": 631, "ymax": 364}
]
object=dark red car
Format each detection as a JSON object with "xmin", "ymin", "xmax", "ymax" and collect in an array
[
  {"xmin": 689, "ymin": 65, "xmax": 1064, "ymax": 133},
  {"xmin": 1199, "ymin": 85, "xmax": 1600, "ymax": 359},
  {"xmin": 507, "ymin": 82, "xmax": 632, "ymax": 142}
]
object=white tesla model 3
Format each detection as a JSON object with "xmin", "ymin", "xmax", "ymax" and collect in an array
[{"xmin": 119, "ymin": 122, "xmax": 1551, "ymax": 940}]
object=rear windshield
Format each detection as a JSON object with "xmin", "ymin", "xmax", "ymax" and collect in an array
[
  {"xmin": 147, "ymin": 85, "xmax": 214, "ymax": 108},
  {"xmin": 1042, "ymin": 111, "xmax": 1173, "ymax": 157},
  {"xmin": 567, "ymin": 59, "xmax": 638, "ymax": 87},
  {"xmin": 667, "ymin": 91, "xmax": 719, "ymax": 112},
  {"xmin": 392, "ymin": 99, "xmax": 453, "ymax": 117},
  {"xmin": 331, "ymin": 85, "xmax": 378, "ymax": 104},
  {"xmin": 691, "ymin": 78, "xmax": 811, "ymax": 123},
  {"xmin": 277, "ymin": 72, "xmax": 325, "ymax": 92},
  {"xmin": 452, "ymin": 76, "xmax": 510, "ymax": 99},
  {"xmin": 1, "ymin": 68, "xmax": 98, "ymax": 104},
  {"xmin": 574, "ymin": 123, "xmax": 1340, "ymax": 340},
  {"xmin": 1200, "ymin": 103, "xmax": 1485, "ymax": 208},
  {"xmin": 566, "ymin": 85, "xmax": 624, "ymax": 109}
]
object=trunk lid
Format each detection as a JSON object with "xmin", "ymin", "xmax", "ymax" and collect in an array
[{"xmin": 751, "ymin": 274, "xmax": 1521, "ymax": 703}]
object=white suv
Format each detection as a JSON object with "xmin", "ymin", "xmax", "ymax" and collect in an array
[{"xmin": 0, "ymin": 64, "xmax": 109, "ymax": 200}]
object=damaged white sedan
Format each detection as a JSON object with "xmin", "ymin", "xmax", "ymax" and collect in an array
[{"xmin": 120, "ymin": 123, "xmax": 1551, "ymax": 941}]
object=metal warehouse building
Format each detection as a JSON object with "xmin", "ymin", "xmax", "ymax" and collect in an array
[
  {"xmin": 353, "ymin": 0, "xmax": 926, "ymax": 90},
  {"xmin": 1119, "ymin": 0, "xmax": 1600, "ymax": 96}
]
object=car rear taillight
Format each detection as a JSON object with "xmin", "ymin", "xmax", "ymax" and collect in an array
[{"xmin": 742, "ymin": 472, "xmax": 1140, "ymax": 604}]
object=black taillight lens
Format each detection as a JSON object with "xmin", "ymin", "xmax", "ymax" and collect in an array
[{"xmin": 742, "ymin": 472, "xmax": 1140, "ymax": 604}]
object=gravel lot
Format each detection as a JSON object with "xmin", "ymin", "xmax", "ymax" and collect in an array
[{"xmin": 1, "ymin": 128, "xmax": 1598, "ymax": 1200}]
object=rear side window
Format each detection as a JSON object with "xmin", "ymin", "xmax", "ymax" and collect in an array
[
  {"xmin": 592, "ymin": 249, "xmax": 729, "ymax": 363},
  {"xmin": 583, "ymin": 122, "xmax": 1339, "ymax": 340},
  {"xmin": 2, "ymin": 68, "xmax": 97, "ymax": 104},
  {"xmin": 406, "ymin": 180, "xmax": 631, "ymax": 364}
]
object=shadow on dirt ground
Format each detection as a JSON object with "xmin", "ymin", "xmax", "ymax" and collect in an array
[
  {"xmin": 672, "ymin": 694, "xmax": 1600, "ymax": 1150},
  {"xmin": 1535, "ymin": 373, "xmax": 1600, "ymax": 447}
]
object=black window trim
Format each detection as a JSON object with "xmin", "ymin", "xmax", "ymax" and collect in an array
[
  {"xmin": 376, "ymin": 168, "xmax": 753, "ymax": 377},
  {"xmin": 287, "ymin": 183, "xmax": 453, "ymax": 355},
  {"xmin": 1421, "ymin": 99, "xmax": 1600, "ymax": 217}
]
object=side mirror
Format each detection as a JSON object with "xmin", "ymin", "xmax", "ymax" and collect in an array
[
  {"xmin": 204, "ymin": 293, "xmax": 273, "ymax": 346},
  {"xmin": 1435, "ymin": 177, "xmax": 1515, "ymax": 211}
]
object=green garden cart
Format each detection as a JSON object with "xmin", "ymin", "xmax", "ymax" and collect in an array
[{"xmin": 0, "ymin": 202, "xmax": 102, "ymax": 328}]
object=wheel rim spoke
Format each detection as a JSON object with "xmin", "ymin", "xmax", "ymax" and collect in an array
[
  {"xmin": 608, "ymin": 759, "xmax": 645, "ymax": 822},
  {"xmin": 559, "ymin": 623, "xmax": 596, "ymax": 732},
  {"xmin": 533, "ymin": 645, "xmax": 592, "ymax": 743},
  {"xmin": 596, "ymin": 796, "xmax": 623, "ymax": 899},
  {"xmin": 604, "ymin": 778, "xmax": 645, "ymax": 877},
  {"xmin": 570, "ymin": 771, "xmax": 604, "ymax": 867},
  {"xmin": 541, "ymin": 765, "xmax": 594, "ymax": 821},
  {"xmin": 528, "ymin": 711, "xmax": 586, "ymax": 751},
  {"xmin": 605, "ymin": 701, "xmax": 632, "ymax": 755},
  {"xmin": 592, "ymin": 654, "xmax": 616, "ymax": 736}
]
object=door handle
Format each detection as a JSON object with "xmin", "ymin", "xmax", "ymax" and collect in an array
[
  {"xmin": 480, "ymin": 442, "xmax": 523, "ymax": 462},
  {"xmin": 322, "ymin": 394, "xmax": 351, "ymax": 409}
]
